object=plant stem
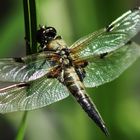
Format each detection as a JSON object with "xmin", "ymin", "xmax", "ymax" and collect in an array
[
  {"xmin": 15, "ymin": 0, "xmax": 37, "ymax": 140},
  {"xmin": 23, "ymin": 0, "xmax": 37, "ymax": 54},
  {"xmin": 15, "ymin": 111, "xmax": 28, "ymax": 140}
]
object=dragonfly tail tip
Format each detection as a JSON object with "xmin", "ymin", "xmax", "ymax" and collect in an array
[{"xmin": 101, "ymin": 124, "xmax": 110, "ymax": 137}]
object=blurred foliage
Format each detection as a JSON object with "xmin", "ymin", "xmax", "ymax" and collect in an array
[{"xmin": 0, "ymin": 0, "xmax": 140, "ymax": 140}]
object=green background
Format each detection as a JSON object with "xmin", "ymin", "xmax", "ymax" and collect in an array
[{"xmin": 0, "ymin": 0, "xmax": 140, "ymax": 140}]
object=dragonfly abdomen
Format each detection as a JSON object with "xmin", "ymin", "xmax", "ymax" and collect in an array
[{"xmin": 64, "ymin": 67, "xmax": 109, "ymax": 136}]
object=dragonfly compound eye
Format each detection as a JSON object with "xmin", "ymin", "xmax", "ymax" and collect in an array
[
  {"xmin": 45, "ymin": 27, "xmax": 57, "ymax": 39},
  {"xmin": 36, "ymin": 26, "xmax": 57, "ymax": 47}
]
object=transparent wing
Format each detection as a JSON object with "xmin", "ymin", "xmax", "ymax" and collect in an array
[
  {"xmin": 82, "ymin": 42, "xmax": 140, "ymax": 87},
  {"xmin": 70, "ymin": 7, "xmax": 140, "ymax": 60},
  {"xmin": 0, "ymin": 75, "xmax": 69, "ymax": 113},
  {"xmin": 0, "ymin": 51, "xmax": 59, "ymax": 82}
]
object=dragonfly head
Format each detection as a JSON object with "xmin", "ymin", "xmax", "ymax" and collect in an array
[{"xmin": 36, "ymin": 26, "xmax": 57, "ymax": 48}]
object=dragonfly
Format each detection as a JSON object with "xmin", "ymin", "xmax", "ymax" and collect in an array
[{"xmin": 0, "ymin": 7, "xmax": 140, "ymax": 136}]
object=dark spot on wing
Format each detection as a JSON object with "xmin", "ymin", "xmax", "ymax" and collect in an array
[
  {"xmin": 47, "ymin": 66, "xmax": 61, "ymax": 78},
  {"xmin": 74, "ymin": 61, "xmax": 88, "ymax": 68},
  {"xmin": 14, "ymin": 58, "xmax": 24, "ymax": 63},
  {"xmin": 106, "ymin": 24, "xmax": 114, "ymax": 32},
  {"xmin": 81, "ymin": 61, "xmax": 88, "ymax": 68},
  {"xmin": 16, "ymin": 83, "xmax": 29, "ymax": 88},
  {"xmin": 125, "ymin": 40, "xmax": 132, "ymax": 45},
  {"xmin": 131, "ymin": 7, "xmax": 140, "ymax": 12},
  {"xmin": 16, "ymin": 83, "xmax": 32, "ymax": 96},
  {"xmin": 100, "ymin": 52, "xmax": 108, "ymax": 59}
]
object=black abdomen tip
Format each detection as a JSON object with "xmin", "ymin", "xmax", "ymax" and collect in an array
[{"xmin": 101, "ymin": 124, "xmax": 110, "ymax": 136}]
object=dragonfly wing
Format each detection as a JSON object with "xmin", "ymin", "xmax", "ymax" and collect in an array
[
  {"xmin": 0, "ymin": 51, "xmax": 59, "ymax": 82},
  {"xmin": 70, "ymin": 7, "xmax": 140, "ymax": 59},
  {"xmin": 0, "ymin": 75, "xmax": 69, "ymax": 113},
  {"xmin": 82, "ymin": 42, "xmax": 140, "ymax": 87}
]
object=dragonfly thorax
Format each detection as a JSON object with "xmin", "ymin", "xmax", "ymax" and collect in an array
[{"xmin": 59, "ymin": 48, "xmax": 72, "ymax": 66}]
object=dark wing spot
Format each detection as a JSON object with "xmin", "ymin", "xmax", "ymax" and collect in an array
[
  {"xmin": 0, "ymin": 83, "xmax": 29, "ymax": 92},
  {"xmin": 14, "ymin": 58, "xmax": 24, "ymax": 63},
  {"xmin": 125, "ymin": 40, "xmax": 132, "ymax": 45},
  {"xmin": 100, "ymin": 52, "xmax": 108, "ymax": 59},
  {"xmin": 106, "ymin": 24, "xmax": 114, "ymax": 32},
  {"xmin": 47, "ymin": 66, "xmax": 62, "ymax": 78},
  {"xmin": 16, "ymin": 83, "xmax": 31, "ymax": 96},
  {"xmin": 16, "ymin": 83, "xmax": 29, "ymax": 88},
  {"xmin": 131, "ymin": 7, "xmax": 140, "ymax": 12}
]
